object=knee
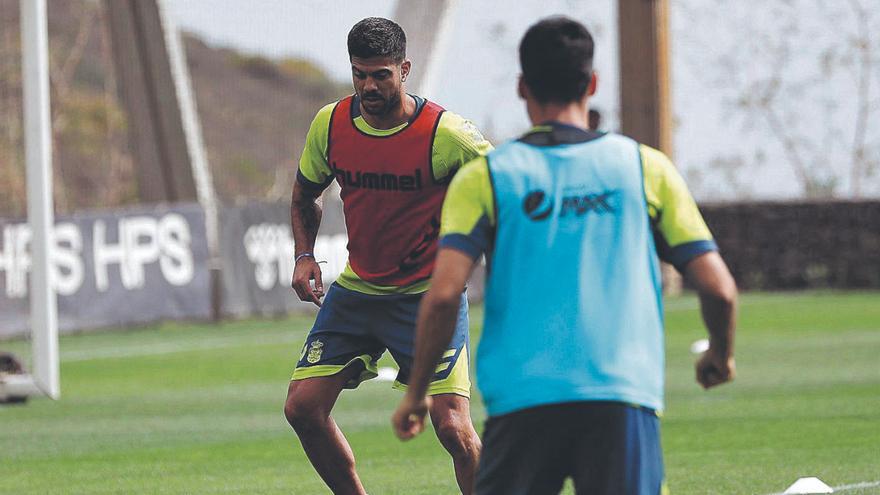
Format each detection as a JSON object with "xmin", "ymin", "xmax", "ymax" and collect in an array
[
  {"xmin": 283, "ymin": 393, "xmax": 324, "ymax": 433},
  {"xmin": 434, "ymin": 416, "xmax": 477, "ymax": 459}
]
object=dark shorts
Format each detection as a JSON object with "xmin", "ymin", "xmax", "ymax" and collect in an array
[
  {"xmin": 291, "ymin": 283, "xmax": 471, "ymax": 397},
  {"xmin": 475, "ymin": 401, "xmax": 666, "ymax": 495}
]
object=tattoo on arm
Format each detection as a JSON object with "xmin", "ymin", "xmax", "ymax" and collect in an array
[{"xmin": 290, "ymin": 182, "xmax": 323, "ymax": 256}]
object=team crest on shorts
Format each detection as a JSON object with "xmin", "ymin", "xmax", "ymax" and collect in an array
[{"xmin": 306, "ymin": 340, "xmax": 324, "ymax": 364}]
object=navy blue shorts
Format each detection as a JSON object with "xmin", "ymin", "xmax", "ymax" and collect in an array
[
  {"xmin": 475, "ymin": 401, "xmax": 666, "ymax": 495},
  {"xmin": 291, "ymin": 283, "xmax": 471, "ymax": 397}
]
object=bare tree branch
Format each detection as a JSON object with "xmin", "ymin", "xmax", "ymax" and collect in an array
[
  {"xmin": 54, "ymin": 3, "xmax": 96, "ymax": 100},
  {"xmin": 847, "ymin": 0, "xmax": 873, "ymax": 197}
]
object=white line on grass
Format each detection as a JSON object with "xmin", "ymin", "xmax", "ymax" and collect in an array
[
  {"xmin": 834, "ymin": 481, "xmax": 880, "ymax": 491},
  {"xmin": 663, "ymin": 291, "xmax": 838, "ymax": 313},
  {"xmin": 60, "ymin": 333, "xmax": 302, "ymax": 362},
  {"xmin": 763, "ymin": 480, "xmax": 880, "ymax": 495}
]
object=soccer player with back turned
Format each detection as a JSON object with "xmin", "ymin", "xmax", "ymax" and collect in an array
[
  {"xmin": 285, "ymin": 17, "xmax": 491, "ymax": 495},
  {"xmin": 393, "ymin": 16, "xmax": 738, "ymax": 495}
]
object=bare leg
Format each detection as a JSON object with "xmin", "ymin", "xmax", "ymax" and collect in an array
[
  {"xmin": 284, "ymin": 368, "xmax": 367, "ymax": 495},
  {"xmin": 429, "ymin": 394, "xmax": 482, "ymax": 495}
]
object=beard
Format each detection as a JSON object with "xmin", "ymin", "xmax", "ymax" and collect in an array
[{"xmin": 360, "ymin": 91, "xmax": 401, "ymax": 116}]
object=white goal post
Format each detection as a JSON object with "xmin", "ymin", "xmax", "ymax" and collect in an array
[{"xmin": 0, "ymin": 0, "xmax": 59, "ymax": 401}]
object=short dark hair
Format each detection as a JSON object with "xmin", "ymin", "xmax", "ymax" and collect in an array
[
  {"xmin": 519, "ymin": 17, "xmax": 594, "ymax": 104},
  {"xmin": 347, "ymin": 17, "xmax": 406, "ymax": 62}
]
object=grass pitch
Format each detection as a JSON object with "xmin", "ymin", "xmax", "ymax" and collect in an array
[{"xmin": 2, "ymin": 291, "xmax": 879, "ymax": 494}]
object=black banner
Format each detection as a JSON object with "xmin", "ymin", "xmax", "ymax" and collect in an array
[
  {"xmin": 0, "ymin": 203, "xmax": 211, "ymax": 338},
  {"xmin": 0, "ymin": 196, "xmax": 495, "ymax": 339},
  {"xmin": 218, "ymin": 199, "xmax": 347, "ymax": 318}
]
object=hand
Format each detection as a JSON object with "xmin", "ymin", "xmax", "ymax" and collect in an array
[
  {"xmin": 696, "ymin": 346, "xmax": 736, "ymax": 389},
  {"xmin": 291, "ymin": 257, "xmax": 324, "ymax": 307},
  {"xmin": 391, "ymin": 394, "xmax": 432, "ymax": 441}
]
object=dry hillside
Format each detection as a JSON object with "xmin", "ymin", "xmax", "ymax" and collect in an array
[{"xmin": 0, "ymin": 0, "xmax": 349, "ymax": 217}]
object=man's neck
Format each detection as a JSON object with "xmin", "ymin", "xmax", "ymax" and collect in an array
[
  {"xmin": 360, "ymin": 93, "xmax": 416, "ymax": 130},
  {"xmin": 528, "ymin": 100, "xmax": 590, "ymax": 130}
]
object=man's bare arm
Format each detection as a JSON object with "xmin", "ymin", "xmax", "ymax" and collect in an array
[
  {"xmin": 683, "ymin": 251, "xmax": 738, "ymax": 389},
  {"xmin": 392, "ymin": 248, "xmax": 477, "ymax": 440},
  {"xmin": 290, "ymin": 180, "xmax": 325, "ymax": 306}
]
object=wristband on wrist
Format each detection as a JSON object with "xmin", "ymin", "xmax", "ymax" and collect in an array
[{"xmin": 295, "ymin": 252, "xmax": 315, "ymax": 263}]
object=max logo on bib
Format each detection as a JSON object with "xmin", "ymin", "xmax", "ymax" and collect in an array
[{"xmin": 523, "ymin": 189, "xmax": 619, "ymax": 221}]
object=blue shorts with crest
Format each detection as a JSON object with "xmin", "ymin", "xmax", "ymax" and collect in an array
[{"xmin": 291, "ymin": 283, "xmax": 471, "ymax": 397}]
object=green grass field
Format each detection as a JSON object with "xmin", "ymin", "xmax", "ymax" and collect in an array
[{"xmin": 2, "ymin": 291, "xmax": 879, "ymax": 494}]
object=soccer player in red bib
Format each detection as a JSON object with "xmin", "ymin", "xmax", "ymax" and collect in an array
[{"xmin": 283, "ymin": 17, "xmax": 492, "ymax": 495}]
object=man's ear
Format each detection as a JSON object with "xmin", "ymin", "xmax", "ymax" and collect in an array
[
  {"xmin": 588, "ymin": 71, "xmax": 598, "ymax": 97},
  {"xmin": 401, "ymin": 60, "xmax": 412, "ymax": 82},
  {"xmin": 518, "ymin": 75, "xmax": 528, "ymax": 100}
]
